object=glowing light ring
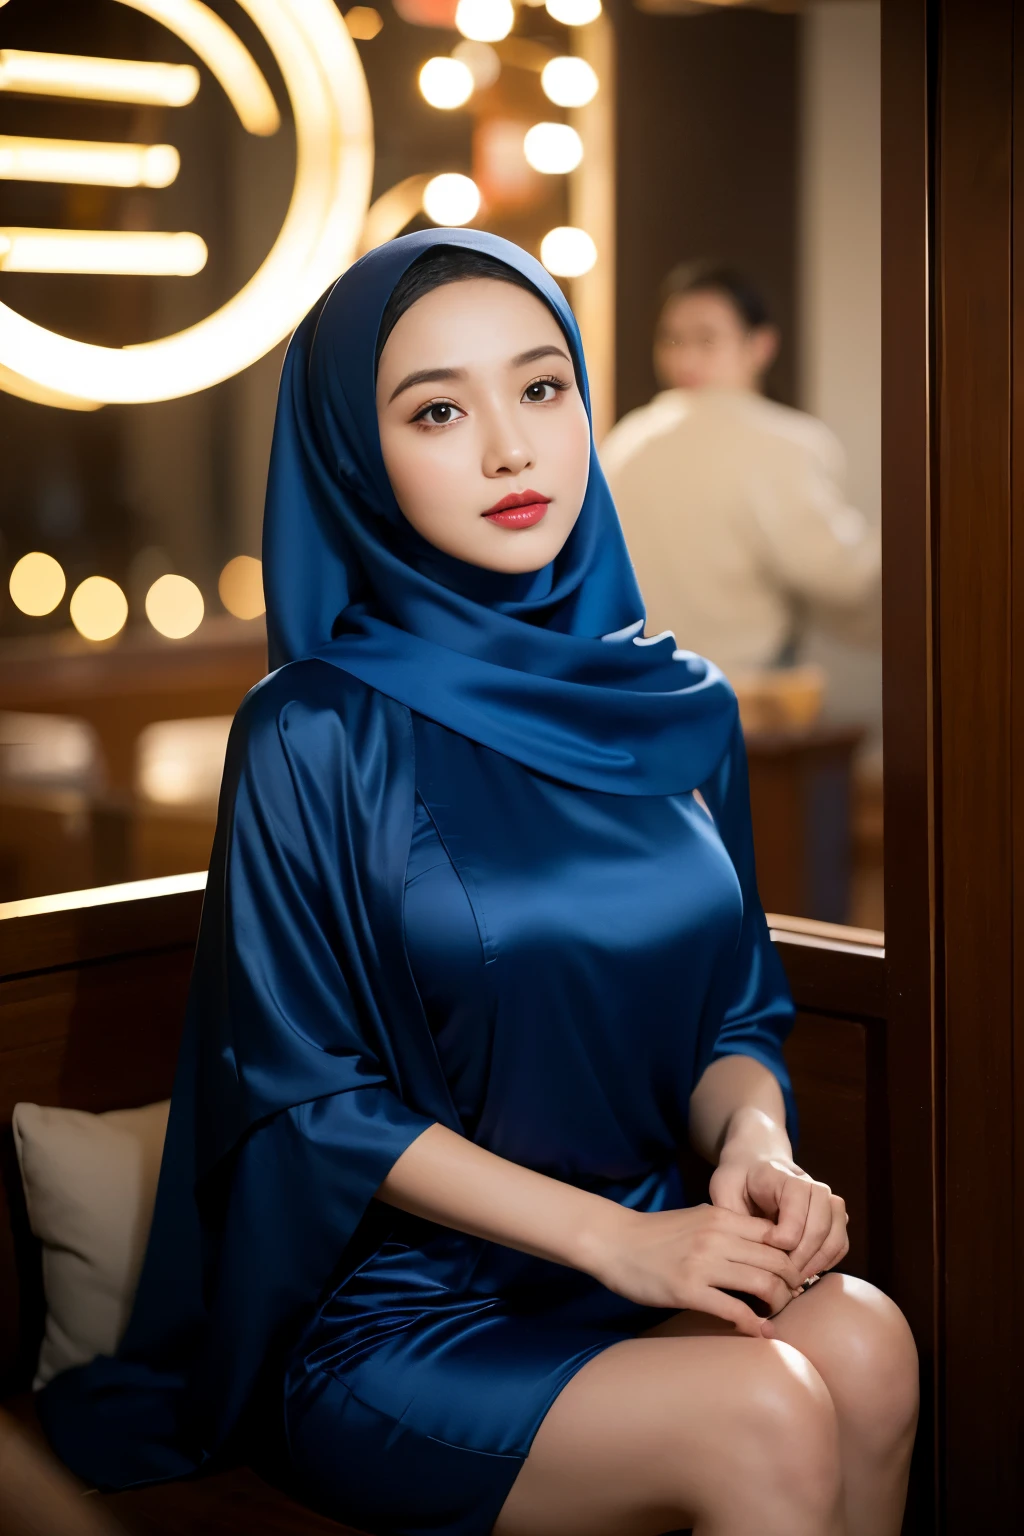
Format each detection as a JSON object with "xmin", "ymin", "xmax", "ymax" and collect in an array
[
  {"xmin": 0, "ymin": 0, "xmax": 373, "ymax": 406},
  {"xmin": 113, "ymin": 0, "xmax": 281, "ymax": 135}
]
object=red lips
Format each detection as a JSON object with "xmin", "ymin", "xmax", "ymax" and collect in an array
[
  {"xmin": 483, "ymin": 489, "xmax": 549, "ymax": 514},
  {"xmin": 482, "ymin": 489, "xmax": 551, "ymax": 530}
]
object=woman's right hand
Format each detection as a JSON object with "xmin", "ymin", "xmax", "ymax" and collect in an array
[{"xmin": 580, "ymin": 1203, "xmax": 805, "ymax": 1337}]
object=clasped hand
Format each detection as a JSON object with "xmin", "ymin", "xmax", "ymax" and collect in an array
[
  {"xmin": 591, "ymin": 1153, "xmax": 848, "ymax": 1339},
  {"xmin": 710, "ymin": 1149, "xmax": 849, "ymax": 1297}
]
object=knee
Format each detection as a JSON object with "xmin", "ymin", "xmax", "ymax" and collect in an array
[
  {"xmin": 732, "ymin": 1340, "xmax": 842, "ymax": 1515},
  {"xmin": 807, "ymin": 1275, "xmax": 920, "ymax": 1452}
]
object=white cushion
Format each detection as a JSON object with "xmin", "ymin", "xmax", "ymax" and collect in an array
[{"xmin": 12, "ymin": 1100, "xmax": 169, "ymax": 1388}]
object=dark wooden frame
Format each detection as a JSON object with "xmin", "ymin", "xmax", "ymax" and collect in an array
[
  {"xmin": 880, "ymin": 0, "xmax": 940, "ymax": 1529},
  {"xmin": 883, "ymin": 0, "xmax": 1024, "ymax": 1525}
]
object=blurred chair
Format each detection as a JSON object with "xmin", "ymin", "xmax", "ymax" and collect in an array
[
  {"xmin": 131, "ymin": 717, "xmax": 232, "ymax": 881},
  {"xmin": 0, "ymin": 714, "xmax": 232, "ymax": 901},
  {"xmin": 133, "ymin": 716, "xmax": 231, "ymax": 810},
  {"xmin": 0, "ymin": 713, "xmax": 104, "ymax": 793},
  {"xmin": 0, "ymin": 715, "xmax": 109, "ymax": 902}
]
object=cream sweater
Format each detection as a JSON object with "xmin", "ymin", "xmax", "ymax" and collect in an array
[{"xmin": 601, "ymin": 388, "xmax": 880, "ymax": 682}]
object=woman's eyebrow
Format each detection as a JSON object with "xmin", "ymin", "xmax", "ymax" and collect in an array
[
  {"xmin": 510, "ymin": 345, "xmax": 573, "ymax": 369},
  {"xmin": 388, "ymin": 366, "xmax": 464, "ymax": 404}
]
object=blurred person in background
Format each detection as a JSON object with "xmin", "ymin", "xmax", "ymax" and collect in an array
[{"xmin": 601, "ymin": 262, "xmax": 880, "ymax": 684}]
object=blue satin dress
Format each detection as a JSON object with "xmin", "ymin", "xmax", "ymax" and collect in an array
[{"xmin": 280, "ymin": 713, "xmax": 795, "ymax": 1536}]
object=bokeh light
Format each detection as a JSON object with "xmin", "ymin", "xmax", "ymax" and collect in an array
[
  {"xmin": 455, "ymin": 0, "xmax": 514, "ymax": 43},
  {"xmin": 452, "ymin": 40, "xmax": 501, "ymax": 91},
  {"xmin": 345, "ymin": 6, "xmax": 384, "ymax": 39},
  {"xmin": 419, "ymin": 56, "xmax": 474, "ymax": 110},
  {"xmin": 145, "ymin": 574, "xmax": 205, "ymax": 639},
  {"xmin": 541, "ymin": 56, "xmax": 599, "ymax": 108},
  {"xmin": 545, "ymin": 0, "xmax": 601, "ymax": 24},
  {"xmin": 423, "ymin": 173, "xmax": 481, "ymax": 226},
  {"xmin": 69, "ymin": 576, "xmax": 128, "ymax": 642},
  {"xmin": 218, "ymin": 555, "xmax": 266, "ymax": 620},
  {"xmin": 540, "ymin": 225, "xmax": 597, "ymax": 277},
  {"xmin": 523, "ymin": 123, "xmax": 584, "ymax": 175},
  {"xmin": 9, "ymin": 551, "xmax": 66, "ymax": 616}
]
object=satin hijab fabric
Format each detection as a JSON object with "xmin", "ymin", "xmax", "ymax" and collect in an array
[{"xmin": 264, "ymin": 227, "xmax": 737, "ymax": 795}]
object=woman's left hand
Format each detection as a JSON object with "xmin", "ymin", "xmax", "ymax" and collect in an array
[{"xmin": 710, "ymin": 1150, "xmax": 849, "ymax": 1284}]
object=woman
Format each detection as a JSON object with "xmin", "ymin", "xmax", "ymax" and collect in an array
[{"xmin": 38, "ymin": 231, "xmax": 916, "ymax": 1536}]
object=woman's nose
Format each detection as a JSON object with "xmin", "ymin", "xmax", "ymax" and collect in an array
[{"xmin": 481, "ymin": 416, "xmax": 534, "ymax": 478}]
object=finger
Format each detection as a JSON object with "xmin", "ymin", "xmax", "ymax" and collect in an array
[
  {"xmin": 728, "ymin": 1238, "xmax": 803, "ymax": 1290},
  {"xmin": 718, "ymin": 1261, "xmax": 795, "ymax": 1317},
  {"xmin": 709, "ymin": 1168, "xmax": 753, "ymax": 1215},
  {"xmin": 797, "ymin": 1198, "xmax": 849, "ymax": 1280},
  {"xmin": 702, "ymin": 1205, "xmax": 780, "ymax": 1246},
  {"xmin": 696, "ymin": 1287, "xmax": 764, "ymax": 1338},
  {"xmin": 765, "ymin": 1175, "xmax": 812, "ymax": 1251},
  {"xmin": 790, "ymin": 1185, "xmax": 834, "ymax": 1276}
]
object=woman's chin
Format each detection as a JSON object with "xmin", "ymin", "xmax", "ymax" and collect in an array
[{"xmin": 419, "ymin": 524, "xmax": 576, "ymax": 575}]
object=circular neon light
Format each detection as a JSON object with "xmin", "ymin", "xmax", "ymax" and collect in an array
[{"xmin": 0, "ymin": 1, "xmax": 374, "ymax": 407}]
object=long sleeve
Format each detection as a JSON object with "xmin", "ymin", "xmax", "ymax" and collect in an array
[
  {"xmin": 697, "ymin": 719, "xmax": 799, "ymax": 1139},
  {"xmin": 37, "ymin": 662, "xmax": 451, "ymax": 1489}
]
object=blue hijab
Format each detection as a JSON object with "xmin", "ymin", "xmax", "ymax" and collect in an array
[{"xmin": 263, "ymin": 227, "xmax": 736, "ymax": 795}]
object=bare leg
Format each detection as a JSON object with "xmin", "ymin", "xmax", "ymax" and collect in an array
[
  {"xmin": 493, "ymin": 1330, "xmax": 843, "ymax": 1536},
  {"xmin": 641, "ymin": 1274, "xmax": 918, "ymax": 1536},
  {"xmin": 767, "ymin": 1276, "xmax": 918, "ymax": 1536},
  {"xmin": 0, "ymin": 1410, "xmax": 124, "ymax": 1536}
]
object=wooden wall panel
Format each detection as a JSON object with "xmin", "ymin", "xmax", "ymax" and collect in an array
[
  {"xmin": 881, "ymin": 0, "xmax": 939, "ymax": 1527},
  {"xmin": 786, "ymin": 1012, "xmax": 871, "ymax": 1279},
  {"xmin": 1012, "ymin": 0, "xmax": 1024, "ymax": 1497},
  {"xmin": 936, "ymin": 0, "xmax": 1017, "ymax": 1519}
]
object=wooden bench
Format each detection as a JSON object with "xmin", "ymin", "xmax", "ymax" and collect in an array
[
  {"xmin": 0, "ymin": 877, "xmax": 886, "ymax": 1531},
  {"xmin": 0, "ymin": 786, "xmax": 217, "ymax": 903}
]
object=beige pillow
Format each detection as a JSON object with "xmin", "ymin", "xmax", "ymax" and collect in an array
[{"xmin": 12, "ymin": 1100, "xmax": 170, "ymax": 1388}]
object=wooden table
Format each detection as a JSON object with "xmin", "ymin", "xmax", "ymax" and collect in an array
[{"xmin": 0, "ymin": 620, "xmax": 267, "ymax": 792}]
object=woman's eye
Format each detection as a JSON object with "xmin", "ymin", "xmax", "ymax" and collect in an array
[
  {"xmin": 522, "ymin": 380, "xmax": 562, "ymax": 403},
  {"xmin": 416, "ymin": 401, "xmax": 462, "ymax": 427}
]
